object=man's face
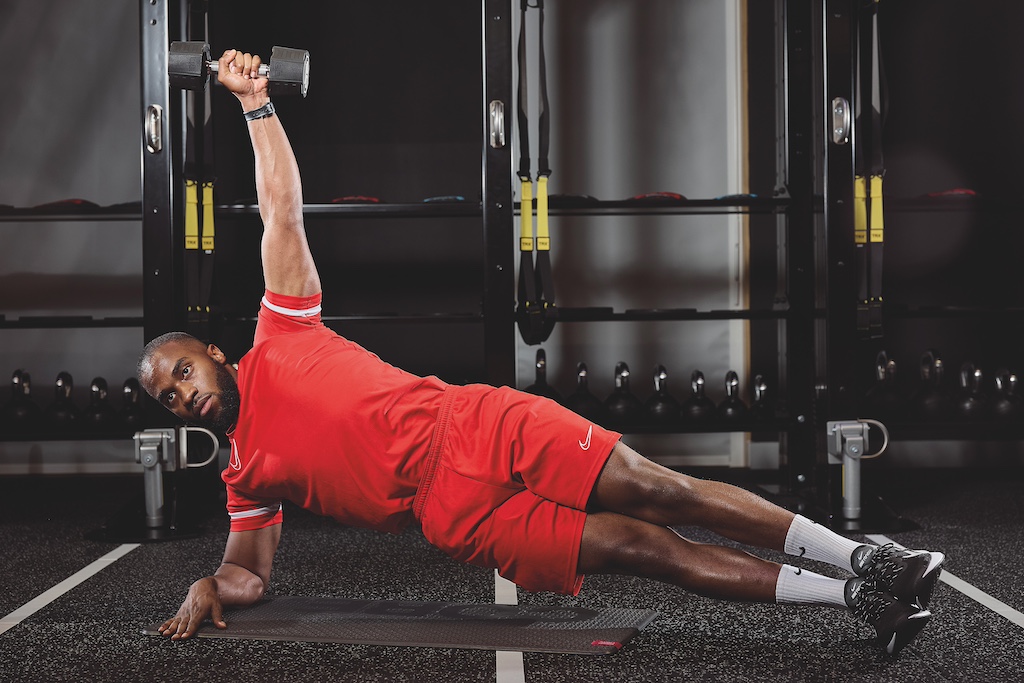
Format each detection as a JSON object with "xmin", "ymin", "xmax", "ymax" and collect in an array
[{"xmin": 140, "ymin": 340, "xmax": 241, "ymax": 432}]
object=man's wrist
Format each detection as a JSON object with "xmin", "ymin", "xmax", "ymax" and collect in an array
[
  {"xmin": 238, "ymin": 94, "xmax": 271, "ymax": 114},
  {"xmin": 243, "ymin": 102, "xmax": 276, "ymax": 122}
]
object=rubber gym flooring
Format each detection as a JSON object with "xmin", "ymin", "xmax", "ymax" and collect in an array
[{"xmin": 1, "ymin": 465, "xmax": 1022, "ymax": 682}]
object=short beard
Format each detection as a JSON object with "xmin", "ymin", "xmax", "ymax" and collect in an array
[{"xmin": 191, "ymin": 362, "xmax": 241, "ymax": 433}]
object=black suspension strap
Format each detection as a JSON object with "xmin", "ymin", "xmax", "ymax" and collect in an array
[
  {"xmin": 533, "ymin": 0, "xmax": 556, "ymax": 341},
  {"xmin": 855, "ymin": 0, "xmax": 885, "ymax": 339},
  {"xmin": 515, "ymin": 0, "xmax": 556, "ymax": 345},
  {"xmin": 184, "ymin": 2, "xmax": 216, "ymax": 340}
]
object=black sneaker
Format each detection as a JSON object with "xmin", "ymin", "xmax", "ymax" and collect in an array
[
  {"xmin": 845, "ymin": 577, "xmax": 932, "ymax": 657},
  {"xmin": 851, "ymin": 543, "xmax": 945, "ymax": 608}
]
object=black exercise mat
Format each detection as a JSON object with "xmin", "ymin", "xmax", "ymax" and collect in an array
[{"xmin": 143, "ymin": 596, "xmax": 657, "ymax": 655}]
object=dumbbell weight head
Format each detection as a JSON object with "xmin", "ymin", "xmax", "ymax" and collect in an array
[
  {"xmin": 168, "ymin": 42, "xmax": 310, "ymax": 97},
  {"xmin": 268, "ymin": 46, "xmax": 310, "ymax": 97},
  {"xmin": 168, "ymin": 41, "xmax": 213, "ymax": 90}
]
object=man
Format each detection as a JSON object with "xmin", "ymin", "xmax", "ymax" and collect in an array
[{"xmin": 138, "ymin": 49, "xmax": 944, "ymax": 657}]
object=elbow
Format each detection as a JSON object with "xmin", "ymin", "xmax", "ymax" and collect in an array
[{"xmin": 243, "ymin": 573, "xmax": 269, "ymax": 603}]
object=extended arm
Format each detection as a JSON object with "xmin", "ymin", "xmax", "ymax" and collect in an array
[
  {"xmin": 158, "ymin": 524, "xmax": 281, "ymax": 640},
  {"xmin": 217, "ymin": 49, "xmax": 321, "ymax": 298}
]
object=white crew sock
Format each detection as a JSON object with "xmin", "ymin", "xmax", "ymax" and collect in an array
[
  {"xmin": 775, "ymin": 564, "xmax": 849, "ymax": 608},
  {"xmin": 783, "ymin": 514, "xmax": 869, "ymax": 574}
]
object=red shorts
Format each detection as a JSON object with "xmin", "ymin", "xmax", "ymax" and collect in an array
[{"xmin": 413, "ymin": 384, "xmax": 621, "ymax": 595}]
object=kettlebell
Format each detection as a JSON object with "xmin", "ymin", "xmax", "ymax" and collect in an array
[
  {"xmin": 524, "ymin": 349, "xmax": 562, "ymax": 402},
  {"xmin": 603, "ymin": 362, "xmax": 645, "ymax": 426},
  {"xmin": 121, "ymin": 377, "xmax": 146, "ymax": 430},
  {"xmin": 0, "ymin": 369, "xmax": 43, "ymax": 437},
  {"xmin": 717, "ymin": 370, "xmax": 749, "ymax": 421},
  {"xmin": 563, "ymin": 362, "xmax": 607, "ymax": 424},
  {"xmin": 956, "ymin": 361, "xmax": 989, "ymax": 422},
  {"xmin": 863, "ymin": 351, "xmax": 903, "ymax": 421},
  {"xmin": 680, "ymin": 370, "xmax": 716, "ymax": 423},
  {"xmin": 991, "ymin": 368, "xmax": 1023, "ymax": 422},
  {"xmin": 644, "ymin": 364, "xmax": 681, "ymax": 426},
  {"xmin": 84, "ymin": 376, "xmax": 118, "ymax": 433},
  {"xmin": 909, "ymin": 350, "xmax": 954, "ymax": 421},
  {"xmin": 750, "ymin": 374, "xmax": 774, "ymax": 422},
  {"xmin": 43, "ymin": 371, "xmax": 81, "ymax": 433}
]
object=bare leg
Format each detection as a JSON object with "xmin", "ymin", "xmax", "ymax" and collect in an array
[
  {"xmin": 589, "ymin": 442, "xmax": 795, "ymax": 551},
  {"xmin": 578, "ymin": 511, "xmax": 781, "ymax": 602}
]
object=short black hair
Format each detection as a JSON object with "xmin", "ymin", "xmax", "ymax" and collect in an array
[{"xmin": 136, "ymin": 331, "xmax": 204, "ymax": 383}]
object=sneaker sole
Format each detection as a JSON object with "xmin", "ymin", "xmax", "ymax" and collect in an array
[
  {"xmin": 914, "ymin": 552, "xmax": 945, "ymax": 608},
  {"xmin": 885, "ymin": 608, "xmax": 932, "ymax": 656}
]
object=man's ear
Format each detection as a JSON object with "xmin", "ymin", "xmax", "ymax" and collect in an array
[{"xmin": 207, "ymin": 344, "xmax": 228, "ymax": 364}]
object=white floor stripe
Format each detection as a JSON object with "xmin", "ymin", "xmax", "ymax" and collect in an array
[
  {"xmin": 494, "ymin": 570, "xmax": 526, "ymax": 683},
  {"xmin": 867, "ymin": 534, "xmax": 1024, "ymax": 629},
  {"xmin": 0, "ymin": 543, "xmax": 140, "ymax": 636}
]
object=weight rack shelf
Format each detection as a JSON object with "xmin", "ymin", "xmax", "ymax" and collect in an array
[
  {"xmin": 222, "ymin": 312, "xmax": 484, "ymax": 325},
  {"xmin": 880, "ymin": 304, "xmax": 1024, "ymax": 319},
  {"xmin": 550, "ymin": 307, "xmax": 789, "ymax": 322},
  {"xmin": 883, "ymin": 422, "xmax": 1024, "ymax": 441},
  {"xmin": 517, "ymin": 195, "xmax": 791, "ymax": 216},
  {"xmin": 0, "ymin": 315, "xmax": 144, "ymax": 329},
  {"xmin": 599, "ymin": 417, "xmax": 789, "ymax": 435},
  {"xmin": 216, "ymin": 202, "xmax": 484, "ymax": 219}
]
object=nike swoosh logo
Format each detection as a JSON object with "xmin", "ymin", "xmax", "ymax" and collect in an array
[
  {"xmin": 229, "ymin": 442, "xmax": 242, "ymax": 471},
  {"xmin": 579, "ymin": 425, "xmax": 593, "ymax": 451}
]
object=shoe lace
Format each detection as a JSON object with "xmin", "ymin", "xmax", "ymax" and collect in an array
[
  {"xmin": 851, "ymin": 578, "xmax": 890, "ymax": 625},
  {"xmin": 866, "ymin": 543, "xmax": 903, "ymax": 586}
]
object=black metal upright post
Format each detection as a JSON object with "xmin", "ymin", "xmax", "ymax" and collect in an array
[
  {"xmin": 482, "ymin": 0, "xmax": 516, "ymax": 388},
  {"xmin": 776, "ymin": 0, "xmax": 818, "ymax": 497},
  {"xmin": 818, "ymin": 0, "xmax": 859, "ymax": 524},
  {"xmin": 141, "ymin": 0, "xmax": 187, "ymax": 343}
]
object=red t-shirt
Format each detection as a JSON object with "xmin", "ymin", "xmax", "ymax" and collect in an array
[{"xmin": 222, "ymin": 290, "xmax": 448, "ymax": 533}]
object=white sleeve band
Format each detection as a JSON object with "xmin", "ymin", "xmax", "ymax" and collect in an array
[
  {"xmin": 228, "ymin": 503, "xmax": 283, "ymax": 521},
  {"xmin": 261, "ymin": 296, "xmax": 322, "ymax": 317}
]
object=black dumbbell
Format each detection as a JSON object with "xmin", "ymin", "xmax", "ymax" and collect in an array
[{"xmin": 168, "ymin": 41, "xmax": 310, "ymax": 97}]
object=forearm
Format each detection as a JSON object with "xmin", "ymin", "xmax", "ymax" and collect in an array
[{"xmin": 239, "ymin": 94, "xmax": 304, "ymax": 234}]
